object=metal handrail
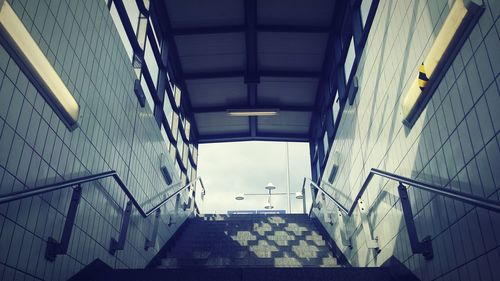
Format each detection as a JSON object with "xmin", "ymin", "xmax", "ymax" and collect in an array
[
  {"xmin": 303, "ymin": 168, "xmax": 500, "ymax": 260},
  {"xmin": 0, "ymin": 170, "xmax": 206, "ymax": 217},
  {"xmin": 304, "ymin": 168, "xmax": 500, "ymax": 215}
]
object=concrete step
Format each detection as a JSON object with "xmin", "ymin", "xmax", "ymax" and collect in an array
[
  {"xmin": 166, "ymin": 248, "xmax": 335, "ymax": 260},
  {"xmin": 159, "ymin": 256, "xmax": 339, "ymax": 268}
]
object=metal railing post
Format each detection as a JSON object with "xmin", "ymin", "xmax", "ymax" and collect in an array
[
  {"xmin": 358, "ymin": 199, "xmax": 380, "ymax": 252},
  {"xmin": 397, "ymin": 183, "xmax": 433, "ymax": 260},
  {"xmin": 45, "ymin": 185, "xmax": 82, "ymax": 261},
  {"xmin": 144, "ymin": 209, "xmax": 161, "ymax": 250},
  {"xmin": 301, "ymin": 179, "xmax": 307, "ymax": 214},
  {"xmin": 337, "ymin": 209, "xmax": 352, "ymax": 249},
  {"xmin": 109, "ymin": 201, "xmax": 133, "ymax": 255}
]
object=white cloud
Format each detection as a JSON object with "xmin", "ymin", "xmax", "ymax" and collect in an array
[{"xmin": 197, "ymin": 141, "xmax": 312, "ymax": 214}]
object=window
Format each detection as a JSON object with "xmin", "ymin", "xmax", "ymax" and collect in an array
[
  {"xmin": 182, "ymin": 143, "xmax": 189, "ymax": 168},
  {"xmin": 163, "ymin": 90, "xmax": 174, "ymax": 126},
  {"xmin": 322, "ymin": 131, "xmax": 329, "ymax": 160},
  {"xmin": 123, "ymin": 0, "xmax": 140, "ymax": 37},
  {"xmin": 316, "ymin": 160, "xmax": 321, "ymax": 181},
  {"xmin": 144, "ymin": 37, "xmax": 159, "ymax": 87},
  {"xmin": 360, "ymin": 0, "xmax": 373, "ymax": 27},
  {"xmin": 169, "ymin": 142, "xmax": 176, "ymax": 161},
  {"xmin": 140, "ymin": 76, "xmax": 155, "ymax": 111},
  {"xmin": 149, "ymin": 19, "xmax": 160, "ymax": 50},
  {"xmin": 160, "ymin": 125, "xmax": 169, "ymax": 145},
  {"xmin": 171, "ymin": 113, "xmax": 179, "ymax": 138},
  {"xmin": 190, "ymin": 167, "xmax": 197, "ymax": 181},
  {"xmin": 173, "ymin": 85, "xmax": 182, "ymax": 108},
  {"xmin": 344, "ymin": 37, "xmax": 355, "ymax": 83},
  {"xmin": 110, "ymin": 2, "xmax": 133, "ymax": 60},
  {"xmin": 184, "ymin": 119, "xmax": 191, "ymax": 141},
  {"xmin": 332, "ymin": 92, "xmax": 340, "ymax": 126},
  {"xmin": 192, "ymin": 145, "xmax": 198, "ymax": 163}
]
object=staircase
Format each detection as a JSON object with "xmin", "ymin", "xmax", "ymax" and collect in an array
[
  {"xmin": 70, "ymin": 214, "xmax": 402, "ymax": 281},
  {"xmin": 158, "ymin": 214, "xmax": 338, "ymax": 268}
]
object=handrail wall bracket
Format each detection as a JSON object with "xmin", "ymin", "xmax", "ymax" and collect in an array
[
  {"xmin": 45, "ymin": 185, "xmax": 82, "ymax": 261},
  {"xmin": 398, "ymin": 183, "xmax": 433, "ymax": 260}
]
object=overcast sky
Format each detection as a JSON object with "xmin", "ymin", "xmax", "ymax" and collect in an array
[{"xmin": 197, "ymin": 141, "xmax": 311, "ymax": 214}]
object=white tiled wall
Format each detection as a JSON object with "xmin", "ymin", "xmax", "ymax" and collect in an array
[
  {"xmin": 0, "ymin": 0, "xmax": 190, "ymax": 280},
  {"xmin": 315, "ymin": 0, "xmax": 500, "ymax": 280}
]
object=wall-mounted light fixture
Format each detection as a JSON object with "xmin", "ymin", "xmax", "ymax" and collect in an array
[
  {"xmin": 0, "ymin": 0, "xmax": 79, "ymax": 130},
  {"xmin": 402, "ymin": 0, "xmax": 483, "ymax": 127},
  {"xmin": 227, "ymin": 108, "xmax": 279, "ymax": 117}
]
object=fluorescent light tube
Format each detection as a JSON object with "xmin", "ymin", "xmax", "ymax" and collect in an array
[
  {"xmin": 402, "ymin": 0, "xmax": 483, "ymax": 127},
  {"xmin": 0, "ymin": 0, "xmax": 79, "ymax": 129},
  {"xmin": 227, "ymin": 108, "xmax": 279, "ymax": 117}
]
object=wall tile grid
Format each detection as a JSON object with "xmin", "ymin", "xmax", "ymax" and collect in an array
[
  {"xmin": 315, "ymin": 0, "xmax": 500, "ymax": 280},
  {"xmin": 0, "ymin": 0, "xmax": 190, "ymax": 280}
]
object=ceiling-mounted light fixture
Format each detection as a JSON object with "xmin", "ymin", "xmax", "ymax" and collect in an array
[
  {"xmin": 0, "ymin": 0, "xmax": 79, "ymax": 130},
  {"xmin": 227, "ymin": 108, "xmax": 279, "ymax": 117}
]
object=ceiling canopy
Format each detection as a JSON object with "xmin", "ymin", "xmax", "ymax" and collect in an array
[{"xmin": 163, "ymin": 0, "xmax": 336, "ymax": 143}]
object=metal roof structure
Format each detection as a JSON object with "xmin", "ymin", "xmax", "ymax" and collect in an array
[{"xmin": 161, "ymin": 0, "xmax": 336, "ymax": 143}]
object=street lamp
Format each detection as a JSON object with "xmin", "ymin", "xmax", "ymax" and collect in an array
[
  {"xmin": 234, "ymin": 182, "xmax": 305, "ymax": 213},
  {"xmin": 295, "ymin": 192, "xmax": 304, "ymax": 200}
]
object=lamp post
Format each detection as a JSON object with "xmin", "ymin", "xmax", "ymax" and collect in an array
[
  {"xmin": 235, "ymin": 182, "xmax": 305, "ymax": 213},
  {"xmin": 285, "ymin": 143, "xmax": 291, "ymax": 215}
]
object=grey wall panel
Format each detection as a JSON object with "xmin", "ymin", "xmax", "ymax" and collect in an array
[
  {"xmin": 314, "ymin": 0, "xmax": 500, "ymax": 280},
  {"xmin": 0, "ymin": 0, "xmax": 189, "ymax": 280}
]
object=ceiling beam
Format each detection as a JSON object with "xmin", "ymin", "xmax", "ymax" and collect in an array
[
  {"xmin": 184, "ymin": 70, "xmax": 321, "ymax": 80},
  {"xmin": 192, "ymin": 105, "xmax": 313, "ymax": 114},
  {"xmin": 197, "ymin": 132, "xmax": 309, "ymax": 143},
  {"xmin": 245, "ymin": 0, "xmax": 259, "ymax": 138},
  {"xmin": 184, "ymin": 70, "xmax": 245, "ymax": 80},
  {"xmin": 172, "ymin": 24, "xmax": 331, "ymax": 36}
]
